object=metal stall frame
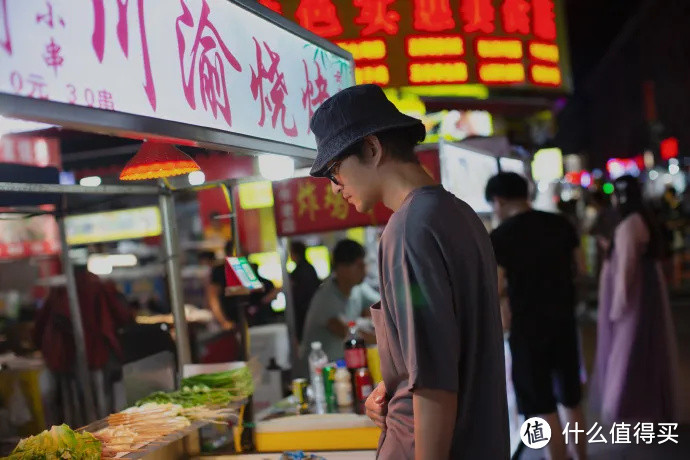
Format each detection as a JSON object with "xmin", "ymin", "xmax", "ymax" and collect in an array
[{"xmin": 0, "ymin": 178, "xmax": 246, "ymax": 419}]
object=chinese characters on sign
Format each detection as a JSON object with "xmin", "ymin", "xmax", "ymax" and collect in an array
[
  {"xmin": 273, "ymin": 176, "xmax": 392, "ymax": 236},
  {"xmin": 177, "ymin": 0, "xmax": 242, "ymax": 127},
  {"xmin": 273, "ymin": 150, "xmax": 440, "ymax": 236},
  {"xmin": 91, "ymin": 0, "xmax": 155, "ymax": 109},
  {"xmin": 251, "ymin": 37, "xmax": 298, "ymax": 137},
  {"xmin": 271, "ymin": 0, "xmax": 567, "ymax": 90},
  {"xmin": 301, "ymin": 60, "xmax": 330, "ymax": 132},
  {"xmin": 0, "ymin": 0, "xmax": 354, "ymax": 150}
]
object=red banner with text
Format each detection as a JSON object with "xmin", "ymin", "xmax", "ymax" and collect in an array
[{"xmin": 273, "ymin": 149, "xmax": 439, "ymax": 236}]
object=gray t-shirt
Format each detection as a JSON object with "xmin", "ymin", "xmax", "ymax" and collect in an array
[
  {"xmin": 301, "ymin": 277, "xmax": 380, "ymax": 362},
  {"xmin": 372, "ymin": 185, "xmax": 509, "ymax": 459}
]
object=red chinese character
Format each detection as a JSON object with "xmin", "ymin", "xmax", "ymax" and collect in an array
[
  {"xmin": 301, "ymin": 60, "xmax": 330, "ymax": 132},
  {"xmin": 1, "ymin": 0, "xmax": 12, "ymax": 55},
  {"xmin": 295, "ymin": 0, "xmax": 343, "ymax": 37},
  {"xmin": 461, "ymin": 0, "xmax": 495, "ymax": 33},
  {"xmin": 91, "ymin": 0, "xmax": 156, "ymax": 110},
  {"xmin": 532, "ymin": 0, "xmax": 556, "ymax": 40},
  {"xmin": 501, "ymin": 0, "xmax": 530, "ymax": 34},
  {"xmin": 28, "ymin": 74, "xmax": 49, "ymax": 99},
  {"xmin": 259, "ymin": 0, "xmax": 283, "ymax": 14},
  {"xmin": 10, "ymin": 71, "xmax": 22, "ymax": 93},
  {"xmin": 354, "ymin": 0, "xmax": 400, "ymax": 36},
  {"xmin": 251, "ymin": 38, "xmax": 298, "ymax": 137},
  {"xmin": 176, "ymin": 0, "xmax": 242, "ymax": 127},
  {"xmin": 36, "ymin": 2, "xmax": 65, "ymax": 28},
  {"xmin": 98, "ymin": 90, "xmax": 115, "ymax": 110},
  {"xmin": 414, "ymin": 0, "xmax": 455, "ymax": 32},
  {"xmin": 43, "ymin": 38, "xmax": 64, "ymax": 75}
]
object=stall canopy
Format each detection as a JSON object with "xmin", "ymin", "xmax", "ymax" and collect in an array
[
  {"xmin": 0, "ymin": 0, "xmax": 354, "ymax": 423},
  {"xmin": 0, "ymin": 0, "xmax": 354, "ymax": 158}
]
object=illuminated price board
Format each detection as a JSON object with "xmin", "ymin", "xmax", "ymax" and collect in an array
[{"xmin": 259, "ymin": 0, "xmax": 571, "ymax": 92}]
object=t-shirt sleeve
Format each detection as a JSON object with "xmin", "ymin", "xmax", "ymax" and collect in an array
[
  {"xmin": 210, "ymin": 265, "xmax": 225, "ymax": 287},
  {"xmin": 385, "ymin": 224, "xmax": 460, "ymax": 393}
]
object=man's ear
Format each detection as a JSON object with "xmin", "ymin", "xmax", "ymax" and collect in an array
[{"xmin": 365, "ymin": 134, "xmax": 385, "ymax": 168}]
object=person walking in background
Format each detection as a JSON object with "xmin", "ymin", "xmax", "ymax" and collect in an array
[
  {"xmin": 300, "ymin": 239, "xmax": 379, "ymax": 363},
  {"xmin": 587, "ymin": 191, "xmax": 619, "ymax": 279},
  {"xmin": 289, "ymin": 240, "xmax": 321, "ymax": 344},
  {"xmin": 486, "ymin": 172, "xmax": 587, "ymax": 460},
  {"xmin": 309, "ymin": 84, "xmax": 509, "ymax": 460},
  {"xmin": 591, "ymin": 175, "xmax": 680, "ymax": 424}
]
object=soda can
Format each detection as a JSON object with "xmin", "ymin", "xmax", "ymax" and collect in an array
[
  {"xmin": 355, "ymin": 367, "xmax": 374, "ymax": 402},
  {"xmin": 292, "ymin": 378, "xmax": 309, "ymax": 411},
  {"xmin": 322, "ymin": 365, "xmax": 337, "ymax": 411}
]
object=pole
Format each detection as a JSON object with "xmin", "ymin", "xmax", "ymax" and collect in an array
[
  {"xmin": 0, "ymin": 182, "xmax": 159, "ymax": 195},
  {"xmin": 228, "ymin": 185, "xmax": 242, "ymax": 256},
  {"xmin": 56, "ymin": 213, "xmax": 97, "ymax": 423},
  {"xmin": 278, "ymin": 237, "xmax": 298, "ymax": 374},
  {"xmin": 158, "ymin": 185, "xmax": 192, "ymax": 373}
]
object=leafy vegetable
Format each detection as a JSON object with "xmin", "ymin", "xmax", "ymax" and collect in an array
[
  {"xmin": 135, "ymin": 367, "xmax": 253, "ymax": 411},
  {"xmin": 180, "ymin": 366, "xmax": 254, "ymax": 396},
  {"xmin": 136, "ymin": 385, "xmax": 238, "ymax": 408},
  {"xmin": 6, "ymin": 424, "xmax": 101, "ymax": 459}
]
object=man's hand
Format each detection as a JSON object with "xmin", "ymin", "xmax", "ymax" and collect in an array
[{"xmin": 365, "ymin": 381, "xmax": 387, "ymax": 430}]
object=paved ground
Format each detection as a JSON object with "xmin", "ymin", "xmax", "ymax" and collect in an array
[{"xmin": 518, "ymin": 293, "xmax": 690, "ymax": 459}]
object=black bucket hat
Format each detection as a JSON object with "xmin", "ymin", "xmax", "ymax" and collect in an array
[{"xmin": 309, "ymin": 84, "xmax": 426, "ymax": 177}]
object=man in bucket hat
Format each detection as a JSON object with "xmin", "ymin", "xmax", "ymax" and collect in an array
[{"xmin": 310, "ymin": 85, "xmax": 509, "ymax": 460}]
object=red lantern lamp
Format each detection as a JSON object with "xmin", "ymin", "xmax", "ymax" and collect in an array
[{"xmin": 120, "ymin": 141, "xmax": 200, "ymax": 181}]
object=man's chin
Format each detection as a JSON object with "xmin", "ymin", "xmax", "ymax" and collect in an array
[{"xmin": 354, "ymin": 202, "xmax": 371, "ymax": 213}]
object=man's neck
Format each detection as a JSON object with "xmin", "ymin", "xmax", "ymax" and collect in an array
[
  {"xmin": 380, "ymin": 163, "xmax": 437, "ymax": 212},
  {"xmin": 334, "ymin": 277, "xmax": 355, "ymax": 298},
  {"xmin": 504, "ymin": 201, "xmax": 532, "ymax": 219}
]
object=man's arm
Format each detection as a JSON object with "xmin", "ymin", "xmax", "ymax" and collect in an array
[
  {"xmin": 326, "ymin": 317, "xmax": 348, "ymax": 338},
  {"xmin": 414, "ymin": 389, "xmax": 458, "ymax": 460},
  {"xmin": 206, "ymin": 282, "xmax": 233, "ymax": 330}
]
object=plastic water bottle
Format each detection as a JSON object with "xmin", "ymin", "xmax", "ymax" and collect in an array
[{"xmin": 308, "ymin": 341, "xmax": 329, "ymax": 413}]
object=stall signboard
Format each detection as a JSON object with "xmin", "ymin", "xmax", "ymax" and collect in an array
[
  {"xmin": 0, "ymin": 0, "xmax": 354, "ymax": 150},
  {"xmin": 262, "ymin": 0, "xmax": 571, "ymax": 91},
  {"xmin": 65, "ymin": 206, "xmax": 162, "ymax": 245},
  {"xmin": 0, "ymin": 136, "xmax": 61, "ymax": 168},
  {"xmin": 273, "ymin": 150, "xmax": 440, "ymax": 236},
  {"xmin": 0, "ymin": 213, "xmax": 59, "ymax": 259}
]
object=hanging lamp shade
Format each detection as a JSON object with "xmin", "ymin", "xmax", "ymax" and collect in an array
[{"xmin": 120, "ymin": 141, "xmax": 200, "ymax": 180}]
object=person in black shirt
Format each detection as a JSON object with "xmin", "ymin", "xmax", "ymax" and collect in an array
[
  {"xmin": 486, "ymin": 173, "xmax": 587, "ymax": 460},
  {"xmin": 207, "ymin": 240, "xmax": 238, "ymax": 330},
  {"xmin": 289, "ymin": 241, "xmax": 321, "ymax": 343}
]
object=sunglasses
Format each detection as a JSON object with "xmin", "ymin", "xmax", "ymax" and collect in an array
[{"xmin": 325, "ymin": 158, "xmax": 344, "ymax": 186}]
